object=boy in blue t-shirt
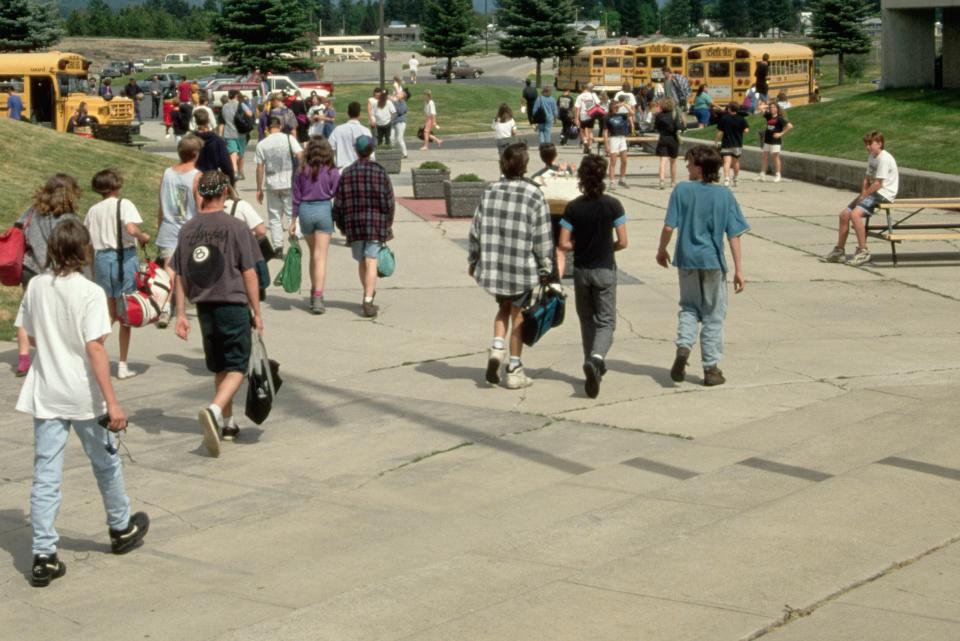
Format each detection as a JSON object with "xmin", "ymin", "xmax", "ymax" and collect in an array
[
  {"xmin": 5, "ymin": 86, "xmax": 24, "ymax": 120},
  {"xmin": 656, "ymin": 146, "xmax": 749, "ymax": 386}
]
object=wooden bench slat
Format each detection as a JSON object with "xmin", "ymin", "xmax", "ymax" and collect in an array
[{"xmin": 879, "ymin": 232, "xmax": 960, "ymax": 241}]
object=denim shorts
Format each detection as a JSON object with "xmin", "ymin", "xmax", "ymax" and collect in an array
[
  {"xmin": 351, "ymin": 240, "xmax": 381, "ymax": 262},
  {"xmin": 94, "ymin": 248, "xmax": 138, "ymax": 299},
  {"xmin": 298, "ymin": 200, "xmax": 334, "ymax": 235},
  {"xmin": 849, "ymin": 193, "xmax": 890, "ymax": 216}
]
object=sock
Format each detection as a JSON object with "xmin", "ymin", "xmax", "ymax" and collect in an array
[
  {"xmin": 17, "ymin": 354, "xmax": 30, "ymax": 370},
  {"xmin": 207, "ymin": 404, "xmax": 223, "ymax": 425},
  {"xmin": 363, "ymin": 296, "xmax": 374, "ymax": 303},
  {"xmin": 313, "ymin": 289, "xmax": 323, "ymax": 298},
  {"xmin": 225, "ymin": 415, "xmax": 237, "ymax": 428},
  {"xmin": 508, "ymin": 356, "xmax": 521, "ymax": 370},
  {"xmin": 118, "ymin": 360, "xmax": 128, "ymax": 370},
  {"xmin": 492, "ymin": 337, "xmax": 505, "ymax": 350}
]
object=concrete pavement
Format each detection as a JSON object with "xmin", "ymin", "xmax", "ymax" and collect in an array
[{"xmin": 2, "ymin": 127, "xmax": 960, "ymax": 640}]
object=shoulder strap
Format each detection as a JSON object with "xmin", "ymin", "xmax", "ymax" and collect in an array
[
  {"xmin": 230, "ymin": 199, "xmax": 239, "ymax": 217},
  {"xmin": 116, "ymin": 197, "xmax": 124, "ymax": 287}
]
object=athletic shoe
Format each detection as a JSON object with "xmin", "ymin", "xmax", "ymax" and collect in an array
[
  {"xmin": 608, "ymin": 181, "xmax": 616, "ymax": 191},
  {"xmin": 156, "ymin": 311, "xmax": 170, "ymax": 329},
  {"xmin": 504, "ymin": 365, "xmax": 533, "ymax": 389},
  {"xmin": 617, "ymin": 179, "xmax": 629, "ymax": 188},
  {"xmin": 117, "ymin": 363, "xmax": 137, "ymax": 380},
  {"xmin": 824, "ymin": 246, "xmax": 846, "ymax": 263},
  {"xmin": 658, "ymin": 180, "xmax": 665, "ymax": 190},
  {"xmin": 723, "ymin": 178, "xmax": 731, "ymax": 187},
  {"xmin": 486, "ymin": 347, "xmax": 505, "ymax": 385},
  {"xmin": 670, "ymin": 346, "xmax": 691, "ymax": 383},
  {"xmin": 221, "ymin": 424, "xmax": 240, "ymax": 441},
  {"xmin": 362, "ymin": 300, "xmax": 379, "ymax": 318},
  {"xmin": 31, "ymin": 553, "xmax": 66, "ymax": 587},
  {"xmin": 732, "ymin": 177, "xmax": 739, "ymax": 188},
  {"xmin": 773, "ymin": 173, "xmax": 782, "ymax": 183},
  {"xmin": 847, "ymin": 247, "xmax": 872, "ymax": 266},
  {"xmin": 758, "ymin": 173, "xmax": 767, "ymax": 182},
  {"xmin": 310, "ymin": 295, "xmax": 325, "ymax": 315},
  {"xmin": 583, "ymin": 356, "xmax": 605, "ymax": 399},
  {"xmin": 704, "ymin": 367, "xmax": 726, "ymax": 387},
  {"xmin": 198, "ymin": 408, "xmax": 221, "ymax": 458},
  {"xmin": 109, "ymin": 511, "xmax": 150, "ymax": 554}
]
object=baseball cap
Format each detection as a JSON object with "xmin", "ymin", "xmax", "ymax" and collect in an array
[{"xmin": 355, "ymin": 135, "xmax": 375, "ymax": 153}]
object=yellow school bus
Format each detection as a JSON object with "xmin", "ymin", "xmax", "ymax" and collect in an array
[
  {"xmin": 557, "ymin": 45, "xmax": 641, "ymax": 94},
  {"xmin": 0, "ymin": 52, "xmax": 137, "ymax": 142},
  {"xmin": 685, "ymin": 42, "xmax": 816, "ymax": 106},
  {"xmin": 632, "ymin": 43, "xmax": 689, "ymax": 87}
]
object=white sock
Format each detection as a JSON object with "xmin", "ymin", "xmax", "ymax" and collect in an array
[
  {"xmin": 492, "ymin": 337, "xmax": 505, "ymax": 350},
  {"xmin": 508, "ymin": 356, "xmax": 521, "ymax": 370},
  {"xmin": 118, "ymin": 361, "xmax": 128, "ymax": 369},
  {"xmin": 225, "ymin": 415, "xmax": 237, "ymax": 428},
  {"xmin": 208, "ymin": 404, "xmax": 223, "ymax": 424},
  {"xmin": 363, "ymin": 296, "xmax": 374, "ymax": 303}
]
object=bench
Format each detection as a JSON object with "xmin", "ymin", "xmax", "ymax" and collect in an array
[
  {"xmin": 595, "ymin": 135, "xmax": 658, "ymax": 156},
  {"xmin": 867, "ymin": 198, "xmax": 960, "ymax": 266}
]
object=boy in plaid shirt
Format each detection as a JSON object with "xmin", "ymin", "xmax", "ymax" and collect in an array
[{"xmin": 468, "ymin": 143, "xmax": 553, "ymax": 389}]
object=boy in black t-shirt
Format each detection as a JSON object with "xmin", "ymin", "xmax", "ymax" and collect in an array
[
  {"xmin": 557, "ymin": 155, "xmax": 629, "ymax": 399},
  {"xmin": 714, "ymin": 102, "xmax": 750, "ymax": 187}
]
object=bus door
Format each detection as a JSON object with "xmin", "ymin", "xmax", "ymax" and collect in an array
[
  {"xmin": 706, "ymin": 61, "xmax": 733, "ymax": 101},
  {"xmin": 29, "ymin": 75, "xmax": 54, "ymax": 125}
]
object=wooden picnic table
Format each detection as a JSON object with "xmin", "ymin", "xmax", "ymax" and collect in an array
[{"xmin": 867, "ymin": 197, "xmax": 960, "ymax": 266}]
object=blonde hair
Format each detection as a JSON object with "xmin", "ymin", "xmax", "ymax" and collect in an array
[{"xmin": 33, "ymin": 173, "xmax": 81, "ymax": 217}]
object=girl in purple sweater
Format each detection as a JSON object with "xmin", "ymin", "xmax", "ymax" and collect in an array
[{"xmin": 292, "ymin": 139, "xmax": 340, "ymax": 314}]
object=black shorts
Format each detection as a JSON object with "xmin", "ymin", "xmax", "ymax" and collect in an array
[
  {"xmin": 579, "ymin": 118, "xmax": 594, "ymax": 130},
  {"xmin": 656, "ymin": 138, "xmax": 679, "ymax": 158},
  {"xmin": 495, "ymin": 291, "xmax": 531, "ymax": 308},
  {"xmin": 197, "ymin": 303, "xmax": 252, "ymax": 374}
]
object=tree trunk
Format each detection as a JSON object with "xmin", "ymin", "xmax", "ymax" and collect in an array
[
  {"xmin": 838, "ymin": 52, "xmax": 845, "ymax": 85},
  {"xmin": 535, "ymin": 59, "xmax": 542, "ymax": 88},
  {"xmin": 446, "ymin": 56, "xmax": 452, "ymax": 84}
]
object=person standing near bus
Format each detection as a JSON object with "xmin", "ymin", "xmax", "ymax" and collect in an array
[
  {"xmin": 556, "ymin": 88, "xmax": 574, "ymax": 145},
  {"xmin": 603, "ymin": 96, "xmax": 632, "ymax": 189},
  {"xmin": 755, "ymin": 53, "xmax": 770, "ymax": 106},
  {"xmin": 574, "ymin": 84, "xmax": 601, "ymax": 154},
  {"xmin": 5, "ymin": 85, "xmax": 24, "ymax": 121},
  {"xmin": 715, "ymin": 102, "xmax": 749, "ymax": 188},
  {"xmin": 759, "ymin": 102, "xmax": 792, "ymax": 183},
  {"xmin": 662, "ymin": 67, "xmax": 690, "ymax": 131}
]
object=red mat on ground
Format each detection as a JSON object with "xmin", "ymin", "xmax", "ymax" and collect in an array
[{"xmin": 397, "ymin": 197, "xmax": 466, "ymax": 222}]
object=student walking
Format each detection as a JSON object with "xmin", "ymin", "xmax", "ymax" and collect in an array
[
  {"xmin": 84, "ymin": 169, "xmax": 150, "ymax": 380},
  {"xmin": 332, "ymin": 135, "xmax": 395, "ymax": 318},
  {"xmin": 759, "ymin": 102, "xmax": 792, "ymax": 182},
  {"xmin": 603, "ymin": 98, "xmax": 633, "ymax": 189},
  {"xmin": 574, "ymin": 84, "xmax": 602, "ymax": 153},
  {"xmin": 421, "ymin": 90, "xmax": 442, "ymax": 150},
  {"xmin": 824, "ymin": 130, "xmax": 899, "ymax": 266},
  {"xmin": 372, "ymin": 91, "xmax": 396, "ymax": 146},
  {"xmin": 715, "ymin": 102, "xmax": 749, "ymax": 187},
  {"xmin": 328, "ymin": 101, "xmax": 373, "ymax": 169},
  {"xmin": 557, "ymin": 155, "xmax": 628, "ymax": 398},
  {"xmin": 292, "ymin": 139, "xmax": 340, "ymax": 314},
  {"xmin": 492, "ymin": 103, "xmax": 518, "ymax": 158},
  {"xmin": 654, "ymin": 98, "xmax": 681, "ymax": 189},
  {"xmin": 468, "ymin": 142, "xmax": 554, "ymax": 390},
  {"xmin": 656, "ymin": 146, "xmax": 749, "ymax": 387},
  {"xmin": 13, "ymin": 174, "xmax": 83, "ymax": 377},
  {"xmin": 255, "ymin": 116, "xmax": 304, "ymax": 257},
  {"xmin": 392, "ymin": 89, "xmax": 409, "ymax": 158},
  {"xmin": 194, "ymin": 110, "xmax": 236, "ymax": 184},
  {"xmin": 17, "ymin": 219, "xmax": 150, "ymax": 587},
  {"xmin": 532, "ymin": 86, "xmax": 558, "ymax": 146},
  {"xmin": 408, "ymin": 54, "xmax": 419, "ymax": 84},
  {"xmin": 172, "ymin": 171, "xmax": 264, "ymax": 456}
]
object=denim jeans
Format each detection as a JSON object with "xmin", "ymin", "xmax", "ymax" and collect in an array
[
  {"xmin": 676, "ymin": 269, "xmax": 728, "ymax": 368},
  {"xmin": 266, "ymin": 188, "xmax": 292, "ymax": 250},
  {"xmin": 31, "ymin": 418, "xmax": 130, "ymax": 555},
  {"xmin": 574, "ymin": 267, "xmax": 617, "ymax": 360},
  {"xmin": 537, "ymin": 122, "xmax": 553, "ymax": 146},
  {"xmin": 393, "ymin": 121, "xmax": 407, "ymax": 156}
]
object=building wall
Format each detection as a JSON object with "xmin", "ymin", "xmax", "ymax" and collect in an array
[{"xmin": 881, "ymin": 7, "xmax": 936, "ymax": 87}]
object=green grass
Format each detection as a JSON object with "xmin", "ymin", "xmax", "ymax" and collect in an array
[
  {"xmin": 330, "ymin": 82, "xmax": 521, "ymax": 135},
  {"xmin": 682, "ymin": 88, "xmax": 960, "ymax": 174},
  {"xmin": 0, "ymin": 119, "xmax": 168, "ymax": 340}
]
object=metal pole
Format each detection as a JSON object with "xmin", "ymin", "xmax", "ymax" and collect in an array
[
  {"xmin": 379, "ymin": 0, "xmax": 386, "ymax": 89},
  {"xmin": 484, "ymin": 0, "xmax": 488, "ymax": 55}
]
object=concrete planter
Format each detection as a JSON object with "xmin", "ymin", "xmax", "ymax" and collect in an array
[
  {"xmin": 411, "ymin": 168, "xmax": 450, "ymax": 199},
  {"xmin": 444, "ymin": 180, "xmax": 489, "ymax": 218},
  {"xmin": 377, "ymin": 148, "xmax": 403, "ymax": 174}
]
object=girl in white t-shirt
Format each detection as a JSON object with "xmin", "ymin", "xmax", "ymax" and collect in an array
[
  {"xmin": 420, "ymin": 89, "xmax": 443, "ymax": 151},
  {"xmin": 84, "ymin": 169, "xmax": 150, "ymax": 380},
  {"xmin": 491, "ymin": 103, "xmax": 518, "ymax": 157},
  {"xmin": 16, "ymin": 218, "xmax": 149, "ymax": 587}
]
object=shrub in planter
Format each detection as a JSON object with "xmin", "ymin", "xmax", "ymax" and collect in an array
[
  {"xmin": 444, "ymin": 173, "xmax": 489, "ymax": 218},
  {"xmin": 411, "ymin": 161, "xmax": 450, "ymax": 199}
]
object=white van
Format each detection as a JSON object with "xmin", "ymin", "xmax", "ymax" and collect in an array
[
  {"xmin": 163, "ymin": 53, "xmax": 192, "ymax": 64},
  {"xmin": 312, "ymin": 45, "xmax": 372, "ymax": 61}
]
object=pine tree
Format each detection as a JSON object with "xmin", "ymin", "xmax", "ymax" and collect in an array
[
  {"xmin": 65, "ymin": 9, "xmax": 87, "ymax": 36},
  {"xmin": 498, "ymin": 0, "xmax": 580, "ymax": 87},
  {"xmin": 29, "ymin": 1, "xmax": 62, "ymax": 50},
  {"xmin": 86, "ymin": 0, "xmax": 114, "ymax": 37},
  {"xmin": 809, "ymin": 0, "xmax": 870, "ymax": 84},
  {"xmin": 661, "ymin": 0, "xmax": 692, "ymax": 36},
  {"xmin": 637, "ymin": 0, "xmax": 659, "ymax": 35},
  {"xmin": 716, "ymin": 0, "xmax": 751, "ymax": 36},
  {"xmin": 215, "ymin": 0, "xmax": 311, "ymax": 73},
  {"xmin": 0, "ymin": 0, "xmax": 61, "ymax": 52},
  {"xmin": 420, "ymin": 0, "xmax": 476, "ymax": 84},
  {"xmin": 615, "ymin": 0, "xmax": 642, "ymax": 36}
]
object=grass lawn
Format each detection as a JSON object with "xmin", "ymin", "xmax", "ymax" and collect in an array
[
  {"xmin": 682, "ymin": 88, "xmax": 960, "ymax": 174},
  {"xmin": 0, "ymin": 119, "xmax": 168, "ymax": 340}
]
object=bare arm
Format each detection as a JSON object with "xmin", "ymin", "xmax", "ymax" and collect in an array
[
  {"xmin": 125, "ymin": 222, "xmax": 150, "ymax": 245},
  {"xmin": 174, "ymin": 275, "xmax": 190, "ymax": 340},
  {"xmin": 613, "ymin": 222, "xmax": 628, "ymax": 251},
  {"xmin": 85, "ymin": 337, "xmax": 127, "ymax": 430},
  {"xmin": 558, "ymin": 226, "xmax": 574, "ymax": 252},
  {"xmin": 729, "ymin": 234, "xmax": 745, "ymax": 293},
  {"xmin": 656, "ymin": 225, "xmax": 674, "ymax": 267},
  {"xmin": 243, "ymin": 268, "xmax": 263, "ymax": 336}
]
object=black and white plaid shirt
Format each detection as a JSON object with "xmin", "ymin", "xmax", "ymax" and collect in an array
[{"xmin": 468, "ymin": 178, "xmax": 553, "ymax": 296}]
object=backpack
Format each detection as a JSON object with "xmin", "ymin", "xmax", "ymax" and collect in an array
[
  {"xmin": 234, "ymin": 104, "xmax": 255, "ymax": 134},
  {"xmin": 0, "ymin": 210, "xmax": 32, "ymax": 286},
  {"xmin": 113, "ymin": 199, "xmax": 170, "ymax": 327},
  {"xmin": 531, "ymin": 100, "xmax": 547, "ymax": 125}
]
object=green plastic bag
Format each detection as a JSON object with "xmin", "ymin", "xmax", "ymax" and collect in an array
[{"xmin": 273, "ymin": 243, "xmax": 302, "ymax": 294}]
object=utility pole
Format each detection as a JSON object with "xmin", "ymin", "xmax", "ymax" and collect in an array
[
  {"xmin": 484, "ymin": 0, "xmax": 488, "ymax": 55},
  {"xmin": 379, "ymin": 0, "xmax": 386, "ymax": 89}
]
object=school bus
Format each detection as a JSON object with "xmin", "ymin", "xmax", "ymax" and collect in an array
[
  {"xmin": 557, "ymin": 45, "xmax": 641, "ymax": 94},
  {"xmin": 0, "ymin": 52, "xmax": 137, "ymax": 142},
  {"xmin": 633, "ymin": 43, "xmax": 689, "ymax": 87},
  {"xmin": 685, "ymin": 42, "xmax": 816, "ymax": 106}
]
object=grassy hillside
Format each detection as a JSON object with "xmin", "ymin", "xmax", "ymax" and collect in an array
[
  {"xmin": 683, "ymin": 88, "xmax": 960, "ymax": 174},
  {"xmin": 0, "ymin": 119, "xmax": 168, "ymax": 340}
]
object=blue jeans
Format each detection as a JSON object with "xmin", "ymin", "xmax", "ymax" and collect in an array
[
  {"xmin": 31, "ymin": 418, "xmax": 131, "ymax": 554},
  {"xmin": 676, "ymin": 269, "xmax": 728, "ymax": 368},
  {"xmin": 537, "ymin": 122, "xmax": 553, "ymax": 145}
]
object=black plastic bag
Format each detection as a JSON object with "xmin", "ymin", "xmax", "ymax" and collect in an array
[{"xmin": 245, "ymin": 334, "xmax": 283, "ymax": 425}]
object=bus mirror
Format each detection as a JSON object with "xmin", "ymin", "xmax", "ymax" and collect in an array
[
  {"xmin": 58, "ymin": 59, "xmax": 69, "ymax": 70},
  {"xmin": 83, "ymin": 61, "xmax": 91, "ymax": 70}
]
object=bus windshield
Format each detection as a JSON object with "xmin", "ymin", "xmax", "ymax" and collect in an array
[{"xmin": 58, "ymin": 74, "xmax": 89, "ymax": 95}]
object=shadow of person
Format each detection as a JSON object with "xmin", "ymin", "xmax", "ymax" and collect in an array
[
  {"xmin": 129, "ymin": 406, "xmax": 207, "ymax": 435},
  {"xmin": 414, "ymin": 360, "xmax": 489, "ymax": 389},
  {"xmin": 0, "ymin": 509, "xmax": 113, "ymax": 584},
  {"xmin": 524, "ymin": 366, "xmax": 586, "ymax": 396},
  {"xmin": 604, "ymin": 359, "xmax": 678, "ymax": 388},
  {"xmin": 156, "ymin": 353, "xmax": 209, "ymax": 376}
]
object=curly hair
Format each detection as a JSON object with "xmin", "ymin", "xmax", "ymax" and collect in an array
[
  {"xmin": 302, "ymin": 138, "xmax": 335, "ymax": 179},
  {"xmin": 46, "ymin": 218, "xmax": 90, "ymax": 276},
  {"xmin": 577, "ymin": 154, "xmax": 608, "ymax": 199},
  {"xmin": 33, "ymin": 173, "xmax": 81, "ymax": 217},
  {"xmin": 198, "ymin": 170, "xmax": 231, "ymax": 199}
]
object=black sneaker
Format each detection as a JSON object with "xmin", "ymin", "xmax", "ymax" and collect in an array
[
  {"xmin": 109, "ymin": 511, "xmax": 150, "ymax": 554},
  {"xmin": 583, "ymin": 356, "xmax": 605, "ymax": 399},
  {"xmin": 31, "ymin": 553, "xmax": 66, "ymax": 587},
  {"xmin": 221, "ymin": 424, "xmax": 240, "ymax": 441},
  {"xmin": 670, "ymin": 346, "xmax": 691, "ymax": 382}
]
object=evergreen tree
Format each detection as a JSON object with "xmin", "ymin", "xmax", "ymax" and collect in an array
[
  {"xmin": 420, "ymin": 0, "xmax": 476, "ymax": 83},
  {"xmin": 86, "ymin": 0, "xmax": 114, "ymax": 36},
  {"xmin": 715, "ymin": 0, "xmax": 751, "ymax": 36},
  {"xmin": 498, "ymin": 0, "xmax": 580, "ymax": 87},
  {"xmin": 215, "ymin": 0, "xmax": 311, "ymax": 72},
  {"xmin": 637, "ymin": 0, "xmax": 659, "ymax": 34},
  {"xmin": 0, "ymin": 0, "xmax": 62, "ymax": 52},
  {"xmin": 809, "ymin": 0, "xmax": 870, "ymax": 83},
  {"xmin": 65, "ymin": 9, "xmax": 87, "ymax": 36},
  {"xmin": 615, "ymin": 0, "xmax": 642, "ymax": 36},
  {"xmin": 30, "ymin": 1, "xmax": 62, "ymax": 49},
  {"xmin": 359, "ymin": 0, "xmax": 378, "ymax": 34},
  {"xmin": 661, "ymin": 0, "xmax": 692, "ymax": 35}
]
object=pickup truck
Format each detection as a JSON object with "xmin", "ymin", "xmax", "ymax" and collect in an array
[{"xmin": 209, "ymin": 74, "xmax": 333, "ymax": 104}]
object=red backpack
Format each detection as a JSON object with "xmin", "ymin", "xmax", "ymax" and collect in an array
[
  {"xmin": 0, "ymin": 210, "xmax": 33, "ymax": 286},
  {"xmin": 112, "ymin": 199, "xmax": 171, "ymax": 327}
]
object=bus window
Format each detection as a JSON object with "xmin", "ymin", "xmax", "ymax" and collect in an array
[
  {"xmin": 671, "ymin": 56, "xmax": 683, "ymax": 68},
  {"xmin": 606, "ymin": 57, "xmax": 620, "ymax": 68},
  {"xmin": 58, "ymin": 74, "xmax": 87, "ymax": 95},
  {"xmin": 622, "ymin": 57, "xmax": 634, "ymax": 69},
  {"xmin": 652, "ymin": 56, "xmax": 667, "ymax": 69},
  {"xmin": 636, "ymin": 57, "xmax": 647, "ymax": 68},
  {"xmin": 734, "ymin": 62, "xmax": 750, "ymax": 78},
  {"xmin": 688, "ymin": 63, "xmax": 704, "ymax": 78},
  {"xmin": 0, "ymin": 75, "xmax": 25, "ymax": 92},
  {"xmin": 708, "ymin": 62, "xmax": 730, "ymax": 77}
]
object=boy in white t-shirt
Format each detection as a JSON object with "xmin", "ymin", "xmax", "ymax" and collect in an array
[
  {"xmin": 824, "ymin": 130, "xmax": 899, "ymax": 266},
  {"xmin": 84, "ymin": 169, "xmax": 150, "ymax": 380},
  {"xmin": 17, "ymin": 219, "xmax": 149, "ymax": 587}
]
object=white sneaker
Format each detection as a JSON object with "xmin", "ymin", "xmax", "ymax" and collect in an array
[
  {"xmin": 505, "ymin": 365, "xmax": 534, "ymax": 389},
  {"xmin": 723, "ymin": 177, "xmax": 731, "ymax": 187},
  {"xmin": 117, "ymin": 363, "xmax": 137, "ymax": 380},
  {"xmin": 758, "ymin": 173, "xmax": 767, "ymax": 182},
  {"xmin": 732, "ymin": 176, "xmax": 739, "ymax": 188},
  {"xmin": 485, "ymin": 347, "xmax": 505, "ymax": 385},
  {"xmin": 773, "ymin": 173, "xmax": 782, "ymax": 183}
]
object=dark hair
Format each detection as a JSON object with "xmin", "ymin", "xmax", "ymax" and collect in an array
[
  {"xmin": 198, "ymin": 170, "xmax": 231, "ymax": 199},
  {"xmin": 500, "ymin": 142, "xmax": 528, "ymax": 179},
  {"xmin": 538, "ymin": 143, "xmax": 557, "ymax": 166},
  {"xmin": 496, "ymin": 103, "xmax": 513, "ymax": 122},
  {"xmin": 91, "ymin": 168, "xmax": 123, "ymax": 196},
  {"xmin": 228, "ymin": 89, "xmax": 238, "ymax": 99},
  {"xmin": 863, "ymin": 130, "xmax": 885, "ymax": 149},
  {"xmin": 303, "ymin": 138, "xmax": 335, "ymax": 178},
  {"xmin": 726, "ymin": 101, "xmax": 739, "ymax": 113},
  {"xmin": 696, "ymin": 85, "xmax": 707, "ymax": 96},
  {"xmin": 377, "ymin": 92, "xmax": 388, "ymax": 107},
  {"xmin": 577, "ymin": 154, "xmax": 607, "ymax": 198},
  {"xmin": 33, "ymin": 173, "xmax": 81, "ymax": 217},
  {"xmin": 268, "ymin": 115, "xmax": 282, "ymax": 129},
  {"xmin": 685, "ymin": 146, "xmax": 722, "ymax": 183},
  {"xmin": 347, "ymin": 101, "xmax": 361, "ymax": 118},
  {"xmin": 46, "ymin": 218, "xmax": 90, "ymax": 276}
]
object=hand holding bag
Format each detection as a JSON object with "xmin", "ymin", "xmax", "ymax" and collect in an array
[
  {"xmin": 521, "ymin": 283, "xmax": 566, "ymax": 347},
  {"xmin": 245, "ymin": 334, "xmax": 283, "ymax": 425},
  {"xmin": 273, "ymin": 242, "xmax": 302, "ymax": 293}
]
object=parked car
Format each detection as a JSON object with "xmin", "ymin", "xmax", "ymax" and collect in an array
[
  {"xmin": 430, "ymin": 59, "xmax": 484, "ymax": 79},
  {"xmin": 136, "ymin": 72, "xmax": 186, "ymax": 94},
  {"xmin": 199, "ymin": 56, "xmax": 220, "ymax": 66}
]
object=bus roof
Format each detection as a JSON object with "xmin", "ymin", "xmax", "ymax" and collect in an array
[
  {"xmin": 0, "ymin": 51, "xmax": 90, "ymax": 76},
  {"xmin": 687, "ymin": 41, "xmax": 813, "ymax": 59}
]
